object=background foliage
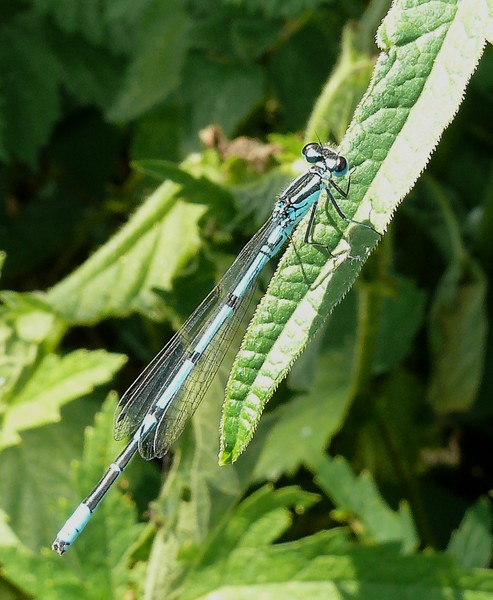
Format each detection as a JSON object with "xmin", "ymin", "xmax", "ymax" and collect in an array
[{"xmin": 1, "ymin": 0, "xmax": 493, "ymax": 599}]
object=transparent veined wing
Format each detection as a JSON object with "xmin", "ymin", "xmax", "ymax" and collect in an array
[{"xmin": 114, "ymin": 216, "xmax": 279, "ymax": 457}]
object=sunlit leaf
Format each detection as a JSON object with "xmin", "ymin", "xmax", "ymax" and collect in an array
[
  {"xmin": 0, "ymin": 349, "xmax": 126, "ymax": 449},
  {"xmin": 221, "ymin": 0, "xmax": 489, "ymax": 464}
]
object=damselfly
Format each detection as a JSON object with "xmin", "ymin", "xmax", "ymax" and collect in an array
[{"xmin": 52, "ymin": 142, "xmax": 352, "ymax": 554}]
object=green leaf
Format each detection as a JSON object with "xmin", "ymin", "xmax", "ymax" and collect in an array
[
  {"xmin": 229, "ymin": 0, "xmax": 333, "ymax": 20},
  {"xmin": 0, "ymin": 348, "xmax": 126, "ymax": 450},
  {"xmin": 447, "ymin": 497, "xmax": 493, "ymax": 569},
  {"xmin": 269, "ymin": 22, "xmax": 339, "ymax": 131},
  {"xmin": 180, "ymin": 54, "xmax": 264, "ymax": 143},
  {"xmin": 0, "ymin": 292, "xmax": 64, "ymax": 405},
  {"xmin": 143, "ymin": 335, "xmax": 264, "ymax": 598},
  {"xmin": 31, "ymin": 0, "xmax": 109, "ymax": 45},
  {"xmin": 305, "ymin": 22, "xmax": 375, "ymax": 144},
  {"xmin": 0, "ymin": 507, "xmax": 19, "ymax": 548},
  {"xmin": 132, "ymin": 158, "xmax": 235, "ymax": 225},
  {"xmin": 0, "ymin": 544, "xmax": 85, "ymax": 600},
  {"xmin": 131, "ymin": 106, "xmax": 183, "ymax": 162},
  {"xmin": 348, "ymin": 368, "xmax": 425, "ymax": 491},
  {"xmin": 220, "ymin": 0, "xmax": 489, "ymax": 464},
  {"xmin": 108, "ymin": 0, "xmax": 190, "ymax": 121},
  {"xmin": 196, "ymin": 485, "xmax": 320, "ymax": 568},
  {"xmin": 252, "ymin": 293, "xmax": 359, "ymax": 481},
  {"xmin": 310, "ymin": 454, "xmax": 418, "ymax": 554},
  {"xmin": 428, "ymin": 255, "xmax": 487, "ymax": 413},
  {"xmin": 0, "ymin": 395, "xmax": 98, "ymax": 554},
  {"xmin": 420, "ymin": 179, "xmax": 488, "ymax": 414},
  {"xmin": 46, "ymin": 176, "xmax": 207, "ymax": 325},
  {"xmin": 372, "ymin": 274, "xmax": 426, "ymax": 375},
  {"xmin": 30, "ymin": 0, "xmax": 154, "ymax": 50},
  {"xmin": 181, "ymin": 529, "xmax": 352, "ymax": 600},
  {"xmin": 181, "ymin": 537, "xmax": 493, "ymax": 600},
  {"xmin": 0, "ymin": 13, "xmax": 62, "ymax": 165},
  {"xmin": 54, "ymin": 394, "xmax": 142, "ymax": 595},
  {"xmin": 229, "ymin": 18, "xmax": 280, "ymax": 62},
  {"xmin": 0, "ymin": 395, "xmax": 141, "ymax": 599},
  {"xmin": 50, "ymin": 32, "xmax": 124, "ymax": 111}
]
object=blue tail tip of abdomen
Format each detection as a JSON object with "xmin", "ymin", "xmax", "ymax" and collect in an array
[
  {"xmin": 52, "ymin": 503, "xmax": 92, "ymax": 555},
  {"xmin": 52, "ymin": 537, "xmax": 70, "ymax": 555}
]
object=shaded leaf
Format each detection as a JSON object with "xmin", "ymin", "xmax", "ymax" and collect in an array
[
  {"xmin": 372, "ymin": 275, "xmax": 426, "ymax": 375},
  {"xmin": 305, "ymin": 22, "xmax": 375, "ymax": 143},
  {"xmin": 52, "ymin": 394, "xmax": 142, "ymax": 597},
  {"xmin": 181, "ymin": 529, "xmax": 351, "ymax": 600},
  {"xmin": 428, "ymin": 254, "xmax": 487, "ymax": 414},
  {"xmin": 197, "ymin": 485, "xmax": 320, "ymax": 568},
  {"xmin": 447, "ymin": 497, "xmax": 493, "ymax": 569},
  {"xmin": 0, "ymin": 395, "xmax": 99, "ymax": 553},
  {"xmin": 180, "ymin": 55, "xmax": 264, "ymax": 145},
  {"xmin": 143, "ymin": 332, "xmax": 264, "ymax": 599},
  {"xmin": 50, "ymin": 32, "xmax": 124, "ymax": 110},
  {"xmin": 310, "ymin": 454, "xmax": 418, "ymax": 554},
  {"xmin": 0, "ymin": 13, "xmax": 62, "ymax": 165},
  {"xmin": 108, "ymin": 0, "xmax": 190, "ymax": 121},
  {"xmin": 133, "ymin": 158, "xmax": 235, "ymax": 225},
  {"xmin": 30, "ymin": 0, "xmax": 154, "ymax": 50},
  {"xmin": 0, "ymin": 396, "xmax": 141, "ymax": 599}
]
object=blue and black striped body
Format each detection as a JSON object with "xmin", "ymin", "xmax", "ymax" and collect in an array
[{"xmin": 52, "ymin": 143, "xmax": 349, "ymax": 554}]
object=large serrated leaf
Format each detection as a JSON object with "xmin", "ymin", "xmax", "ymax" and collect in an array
[
  {"xmin": 46, "ymin": 177, "xmax": 207, "ymax": 325},
  {"xmin": 142, "ymin": 333, "xmax": 265, "ymax": 599},
  {"xmin": 220, "ymin": 0, "xmax": 489, "ymax": 464},
  {"xmin": 0, "ymin": 349, "xmax": 126, "ymax": 450}
]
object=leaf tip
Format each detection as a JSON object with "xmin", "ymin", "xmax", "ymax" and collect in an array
[
  {"xmin": 218, "ymin": 449, "xmax": 233, "ymax": 465},
  {"xmin": 218, "ymin": 439, "xmax": 244, "ymax": 465}
]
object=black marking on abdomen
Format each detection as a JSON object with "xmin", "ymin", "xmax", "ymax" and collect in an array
[
  {"xmin": 190, "ymin": 350, "xmax": 201, "ymax": 364},
  {"xmin": 227, "ymin": 292, "xmax": 240, "ymax": 309}
]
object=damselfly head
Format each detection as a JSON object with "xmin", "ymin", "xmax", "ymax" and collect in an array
[{"xmin": 302, "ymin": 143, "xmax": 348, "ymax": 177}]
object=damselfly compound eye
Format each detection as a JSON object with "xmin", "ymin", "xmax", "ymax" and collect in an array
[
  {"xmin": 333, "ymin": 155, "xmax": 348, "ymax": 177},
  {"xmin": 302, "ymin": 143, "xmax": 324, "ymax": 164}
]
